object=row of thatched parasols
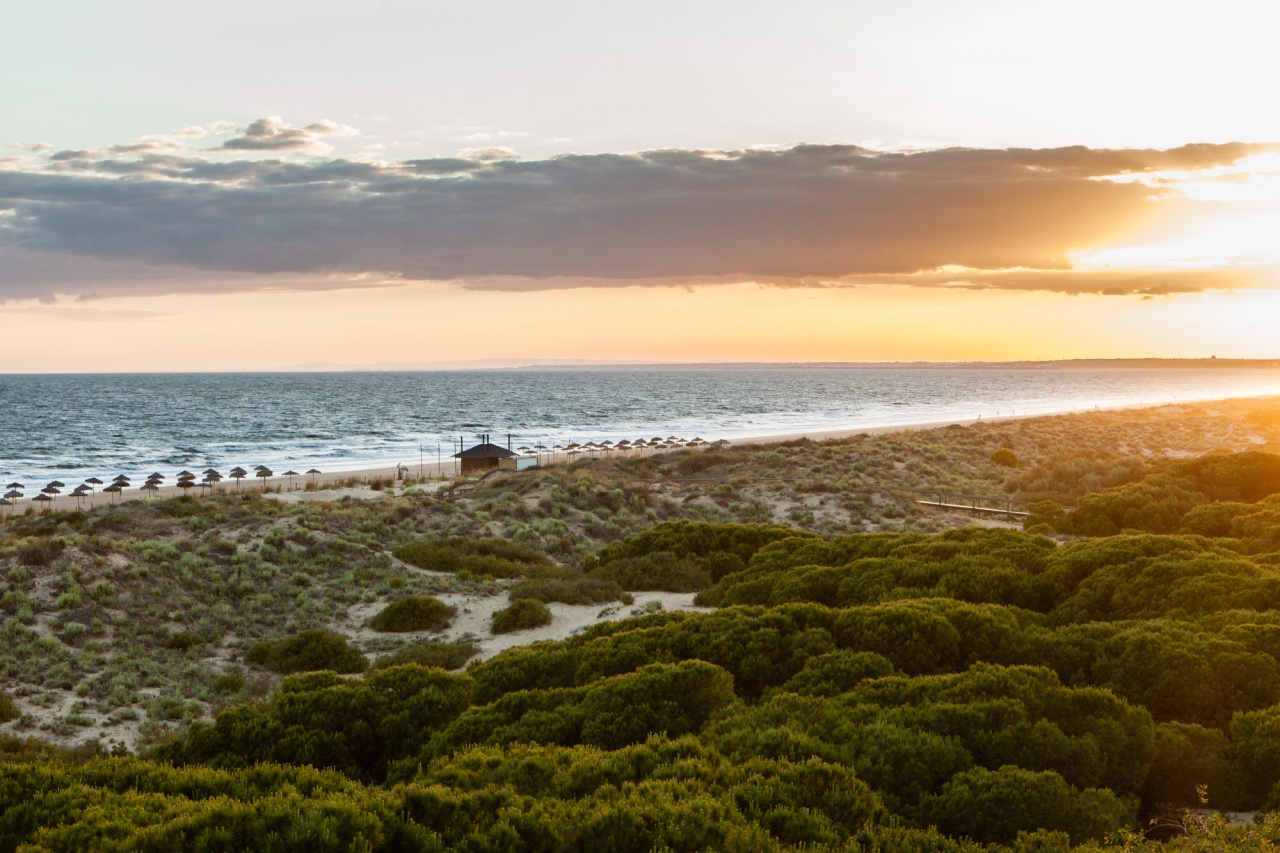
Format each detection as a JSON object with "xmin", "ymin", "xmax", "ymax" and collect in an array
[
  {"xmin": 0, "ymin": 466, "xmax": 326, "ymax": 514},
  {"xmin": 515, "ymin": 436, "xmax": 730, "ymax": 462}
]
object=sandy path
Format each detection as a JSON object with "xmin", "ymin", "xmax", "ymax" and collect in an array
[{"xmin": 433, "ymin": 590, "xmax": 711, "ymax": 662}]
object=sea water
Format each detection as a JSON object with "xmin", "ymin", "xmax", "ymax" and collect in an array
[{"xmin": 1, "ymin": 368, "xmax": 1279, "ymax": 482}]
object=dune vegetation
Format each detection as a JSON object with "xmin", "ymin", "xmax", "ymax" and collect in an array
[{"xmin": 6, "ymin": 397, "xmax": 1280, "ymax": 848}]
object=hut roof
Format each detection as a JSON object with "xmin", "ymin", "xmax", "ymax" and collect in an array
[{"xmin": 453, "ymin": 442, "xmax": 519, "ymax": 460}]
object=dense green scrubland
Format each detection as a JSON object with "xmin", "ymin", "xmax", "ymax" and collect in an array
[{"xmin": 7, "ymin": 399, "xmax": 1280, "ymax": 849}]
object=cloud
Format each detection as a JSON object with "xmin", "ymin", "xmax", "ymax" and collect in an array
[
  {"xmin": 0, "ymin": 127, "xmax": 1276, "ymax": 301},
  {"xmin": 220, "ymin": 117, "xmax": 357, "ymax": 152}
]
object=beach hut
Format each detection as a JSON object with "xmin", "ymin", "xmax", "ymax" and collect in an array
[{"xmin": 453, "ymin": 435, "xmax": 520, "ymax": 475}]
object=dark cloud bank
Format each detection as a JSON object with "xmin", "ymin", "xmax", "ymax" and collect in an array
[{"xmin": 0, "ymin": 130, "xmax": 1274, "ymax": 301}]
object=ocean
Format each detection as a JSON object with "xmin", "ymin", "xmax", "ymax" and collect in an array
[{"xmin": 1, "ymin": 368, "xmax": 1279, "ymax": 482}]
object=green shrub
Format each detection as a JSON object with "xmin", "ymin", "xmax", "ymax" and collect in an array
[
  {"xmin": 990, "ymin": 448, "xmax": 1020, "ymax": 468},
  {"xmin": 211, "ymin": 671, "xmax": 247, "ymax": 694},
  {"xmin": 580, "ymin": 661, "xmax": 736, "ymax": 749},
  {"xmin": 394, "ymin": 536, "xmax": 564, "ymax": 579},
  {"xmin": 914, "ymin": 766, "xmax": 1135, "ymax": 844},
  {"xmin": 162, "ymin": 631, "xmax": 207, "ymax": 651},
  {"xmin": 589, "ymin": 551, "xmax": 712, "ymax": 592},
  {"xmin": 369, "ymin": 596, "xmax": 455, "ymax": 632},
  {"xmin": 245, "ymin": 629, "xmax": 367, "ymax": 674},
  {"xmin": 157, "ymin": 665, "xmax": 475, "ymax": 782},
  {"xmin": 492, "ymin": 599, "xmax": 553, "ymax": 634},
  {"xmin": 0, "ymin": 692, "xmax": 17, "ymax": 724},
  {"xmin": 17, "ymin": 537, "xmax": 62, "ymax": 567},
  {"xmin": 509, "ymin": 576, "xmax": 632, "ymax": 605},
  {"xmin": 373, "ymin": 640, "xmax": 479, "ymax": 671}
]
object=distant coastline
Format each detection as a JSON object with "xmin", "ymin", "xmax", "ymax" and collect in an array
[
  {"xmin": 4, "ymin": 357, "xmax": 1279, "ymax": 376},
  {"xmin": 515, "ymin": 358, "xmax": 1280, "ymax": 372},
  {"xmin": 276, "ymin": 357, "xmax": 1280, "ymax": 373}
]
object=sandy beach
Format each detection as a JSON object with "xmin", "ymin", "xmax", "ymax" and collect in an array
[{"xmin": 1, "ymin": 394, "xmax": 1265, "ymax": 517}]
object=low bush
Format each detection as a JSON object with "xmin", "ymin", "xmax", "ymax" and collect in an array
[
  {"xmin": 395, "ymin": 536, "xmax": 565, "ymax": 579},
  {"xmin": 588, "ymin": 552, "xmax": 711, "ymax": 592},
  {"xmin": 162, "ymin": 631, "xmax": 207, "ymax": 651},
  {"xmin": 17, "ymin": 537, "xmax": 62, "ymax": 567},
  {"xmin": 0, "ymin": 691, "xmax": 17, "ymax": 723},
  {"xmin": 509, "ymin": 576, "xmax": 633, "ymax": 605},
  {"xmin": 373, "ymin": 640, "xmax": 479, "ymax": 671},
  {"xmin": 492, "ymin": 599, "xmax": 553, "ymax": 634},
  {"xmin": 369, "ymin": 596, "xmax": 455, "ymax": 632},
  {"xmin": 245, "ymin": 629, "xmax": 367, "ymax": 674},
  {"xmin": 211, "ymin": 671, "xmax": 247, "ymax": 694},
  {"xmin": 990, "ymin": 448, "xmax": 1020, "ymax": 468},
  {"xmin": 914, "ymin": 766, "xmax": 1135, "ymax": 844}
]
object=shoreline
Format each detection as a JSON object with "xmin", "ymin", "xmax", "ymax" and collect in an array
[{"xmin": 3, "ymin": 392, "xmax": 1278, "ymax": 517}]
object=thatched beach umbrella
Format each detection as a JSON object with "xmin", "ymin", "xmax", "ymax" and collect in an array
[
  {"xmin": 177, "ymin": 470, "xmax": 195, "ymax": 481},
  {"xmin": 48, "ymin": 480, "xmax": 66, "ymax": 489},
  {"xmin": 148, "ymin": 473, "xmax": 165, "ymax": 483},
  {"xmin": 4, "ymin": 489, "xmax": 22, "ymax": 507},
  {"xmin": 85, "ymin": 477, "xmax": 102, "ymax": 495},
  {"xmin": 229, "ymin": 467, "xmax": 247, "ymax": 491},
  {"xmin": 4, "ymin": 482, "xmax": 21, "ymax": 491},
  {"xmin": 0, "ymin": 497, "xmax": 10, "ymax": 518},
  {"xmin": 139, "ymin": 482, "xmax": 160, "ymax": 497},
  {"xmin": 31, "ymin": 493, "xmax": 53, "ymax": 510},
  {"xmin": 176, "ymin": 479, "xmax": 196, "ymax": 496},
  {"xmin": 112, "ymin": 475, "xmax": 130, "ymax": 484},
  {"xmin": 257, "ymin": 467, "xmax": 273, "ymax": 491},
  {"xmin": 283, "ymin": 470, "xmax": 299, "ymax": 489},
  {"xmin": 102, "ymin": 483, "xmax": 122, "ymax": 503},
  {"xmin": 306, "ymin": 468, "xmax": 321, "ymax": 485},
  {"xmin": 70, "ymin": 486, "xmax": 89, "ymax": 507},
  {"xmin": 40, "ymin": 486, "xmax": 60, "ymax": 501}
]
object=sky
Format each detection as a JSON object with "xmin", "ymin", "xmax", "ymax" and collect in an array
[{"xmin": 3, "ymin": 0, "xmax": 1280, "ymax": 371}]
